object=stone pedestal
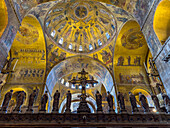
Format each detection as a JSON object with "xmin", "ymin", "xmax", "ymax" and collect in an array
[
  {"xmin": 77, "ymin": 101, "xmax": 91, "ymax": 113},
  {"xmin": 65, "ymin": 108, "xmax": 71, "ymax": 113},
  {"xmin": 39, "ymin": 110, "xmax": 46, "ymax": 113},
  {"xmin": 12, "ymin": 110, "xmax": 20, "ymax": 114},
  {"xmin": 119, "ymin": 109, "xmax": 127, "ymax": 114},
  {"xmin": 0, "ymin": 111, "xmax": 6, "ymax": 114},
  {"xmin": 26, "ymin": 108, "xmax": 33, "ymax": 113},
  {"xmin": 52, "ymin": 110, "xmax": 59, "ymax": 114},
  {"xmin": 109, "ymin": 108, "xmax": 115, "ymax": 114}
]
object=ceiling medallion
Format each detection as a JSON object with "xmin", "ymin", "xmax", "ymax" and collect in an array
[
  {"xmin": 75, "ymin": 5, "xmax": 88, "ymax": 19},
  {"xmin": 45, "ymin": 1, "xmax": 117, "ymax": 54}
]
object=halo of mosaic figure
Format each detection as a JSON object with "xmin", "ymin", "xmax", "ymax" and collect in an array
[{"xmin": 1, "ymin": 89, "xmax": 170, "ymax": 114}]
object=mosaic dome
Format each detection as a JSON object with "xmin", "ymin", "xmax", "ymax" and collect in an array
[{"xmin": 45, "ymin": 1, "xmax": 117, "ymax": 54}]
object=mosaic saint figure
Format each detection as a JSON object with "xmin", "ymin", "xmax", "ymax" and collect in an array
[
  {"xmin": 52, "ymin": 90, "xmax": 60, "ymax": 112},
  {"xmin": 129, "ymin": 92, "xmax": 139, "ymax": 112},
  {"xmin": 1, "ymin": 90, "xmax": 13, "ymax": 111},
  {"xmin": 65, "ymin": 90, "xmax": 72, "ymax": 113},
  {"xmin": 107, "ymin": 91, "xmax": 115, "ymax": 112},
  {"xmin": 40, "ymin": 91, "xmax": 48, "ymax": 111},
  {"xmin": 14, "ymin": 91, "xmax": 26, "ymax": 112},
  {"xmin": 127, "ymin": 56, "xmax": 131, "ymax": 65},
  {"xmin": 139, "ymin": 92, "xmax": 150, "ymax": 112},
  {"xmin": 95, "ymin": 90, "xmax": 103, "ymax": 112},
  {"xmin": 117, "ymin": 56, "xmax": 124, "ymax": 66}
]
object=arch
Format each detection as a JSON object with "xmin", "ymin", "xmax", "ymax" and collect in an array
[
  {"xmin": 46, "ymin": 56, "xmax": 117, "ymax": 109},
  {"xmin": 114, "ymin": 20, "xmax": 149, "ymax": 85},
  {"xmin": 153, "ymin": 0, "xmax": 170, "ymax": 44},
  {"xmin": 131, "ymin": 87, "xmax": 154, "ymax": 107},
  {"xmin": 1, "ymin": 88, "xmax": 27, "ymax": 113},
  {"xmin": 113, "ymin": 20, "xmax": 151, "ymax": 110},
  {"xmin": 1, "ymin": 14, "xmax": 47, "ymax": 107},
  {"xmin": 0, "ymin": 0, "xmax": 8, "ymax": 38},
  {"xmin": 8, "ymin": 14, "xmax": 46, "ymax": 84},
  {"xmin": 59, "ymin": 93, "xmax": 96, "ymax": 113}
]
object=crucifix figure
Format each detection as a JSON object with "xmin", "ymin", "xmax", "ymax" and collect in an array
[{"xmin": 69, "ymin": 69, "xmax": 98, "ymax": 113}]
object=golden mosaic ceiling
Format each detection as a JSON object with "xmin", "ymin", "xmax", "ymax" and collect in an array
[
  {"xmin": 153, "ymin": 0, "xmax": 170, "ymax": 44},
  {"xmin": 45, "ymin": 1, "xmax": 117, "ymax": 54},
  {"xmin": 0, "ymin": 0, "xmax": 8, "ymax": 37}
]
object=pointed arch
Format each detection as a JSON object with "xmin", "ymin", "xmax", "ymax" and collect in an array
[
  {"xmin": 113, "ymin": 20, "xmax": 152, "ymax": 98},
  {"xmin": 0, "ymin": 14, "xmax": 47, "ymax": 107},
  {"xmin": 0, "ymin": 0, "xmax": 8, "ymax": 38},
  {"xmin": 153, "ymin": 0, "xmax": 170, "ymax": 44}
]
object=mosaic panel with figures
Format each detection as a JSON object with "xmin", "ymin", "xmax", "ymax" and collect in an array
[{"xmin": 44, "ymin": 1, "xmax": 117, "ymax": 54}]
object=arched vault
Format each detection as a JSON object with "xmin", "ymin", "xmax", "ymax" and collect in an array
[{"xmin": 46, "ymin": 55, "xmax": 117, "ymax": 108}]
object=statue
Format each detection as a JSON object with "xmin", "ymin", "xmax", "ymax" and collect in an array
[
  {"xmin": 106, "ymin": 91, "xmax": 115, "ymax": 113},
  {"xmin": 65, "ymin": 90, "xmax": 72, "ymax": 113},
  {"xmin": 117, "ymin": 92, "xmax": 126, "ymax": 112},
  {"xmin": 129, "ymin": 92, "xmax": 138, "ymax": 113},
  {"xmin": 162, "ymin": 93, "xmax": 170, "ymax": 113},
  {"xmin": 139, "ymin": 92, "xmax": 150, "ymax": 112},
  {"xmin": 27, "ymin": 88, "xmax": 38, "ymax": 112},
  {"xmin": 13, "ymin": 91, "xmax": 26, "ymax": 112},
  {"xmin": 1, "ymin": 90, "xmax": 13, "ymax": 111},
  {"xmin": 156, "ymin": 83, "xmax": 162, "ymax": 94},
  {"xmin": 151, "ymin": 93, "xmax": 160, "ymax": 112},
  {"xmin": 40, "ymin": 91, "xmax": 48, "ymax": 112},
  {"xmin": 95, "ymin": 90, "xmax": 103, "ymax": 112},
  {"xmin": 52, "ymin": 90, "xmax": 60, "ymax": 112}
]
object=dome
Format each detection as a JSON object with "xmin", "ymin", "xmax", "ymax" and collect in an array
[{"xmin": 44, "ymin": 0, "xmax": 117, "ymax": 54}]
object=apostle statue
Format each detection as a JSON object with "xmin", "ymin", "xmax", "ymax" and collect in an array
[
  {"xmin": 106, "ymin": 91, "xmax": 115, "ymax": 113},
  {"xmin": 151, "ymin": 93, "xmax": 160, "ymax": 112},
  {"xmin": 117, "ymin": 92, "xmax": 126, "ymax": 112},
  {"xmin": 13, "ymin": 91, "xmax": 26, "ymax": 112},
  {"xmin": 139, "ymin": 92, "xmax": 150, "ymax": 112},
  {"xmin": 40, "ymin": 91, "xmax": 48, "ymax": 112},
  {"xmin": 129, "ymin": 92, "xmax": 139, "ymax": 113},
  {"xmin": 95, "ymin": 90, "xmax": 103, "ymax": 112},
  {"xmin": 27, "ymin": 88, "xmax": 38, "ymax": 112},
  {"xmin": 1, "ymin": 90, "xmax": 13, "ymax": 111},
  {"xmin": 162, "ymin": 93, "xmax": 170, "ymax": 113},
  {"xmin": 65, "ymin": 90, "xmax": 72, "ymax": 113},
  {"xmin": 52, "ymin": 90, "xmax": 60, "ymax": 112}
]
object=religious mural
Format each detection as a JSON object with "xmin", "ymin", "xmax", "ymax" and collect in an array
[
  {"xmin": 109, "ymin": 0, "xmax": 154, "ymax": 26},
  {"xmin": 121, "ymin": 29, "xmax": 145, "ymax": 49},
  {"xmin": 117, "ymin": 56, "xmax": 141, "ymax": 66},
  {"xmin": 44, "ymin": 1, "xmax": 117, "ymax": 54},
  {"xmin": 11, "ymin": 0, "xmax": 38, "ymax": 20},
  {"xmin": 119, "ymin": 73, "xmax": 145, "ymax": 84},
  {"xmin": 16, "ymin": 24, "xmax": 39, "ymax": 45},
  {"xmin": 5, "ymin": 15, "xmax": 46, "ymax": 85},
  {"xmin": 10, "ymin": 0, "xmax": 154, "ymax": 27}
]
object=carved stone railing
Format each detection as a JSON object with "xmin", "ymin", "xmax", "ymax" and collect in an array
[{"xmin": 0, "ymin": 113, "xmax": 169, "ymax": 127}]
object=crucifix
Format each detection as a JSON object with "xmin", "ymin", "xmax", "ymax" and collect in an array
[{"xmin": 69, "ymin": 68, "xmax": 98, "ymax": 113}]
